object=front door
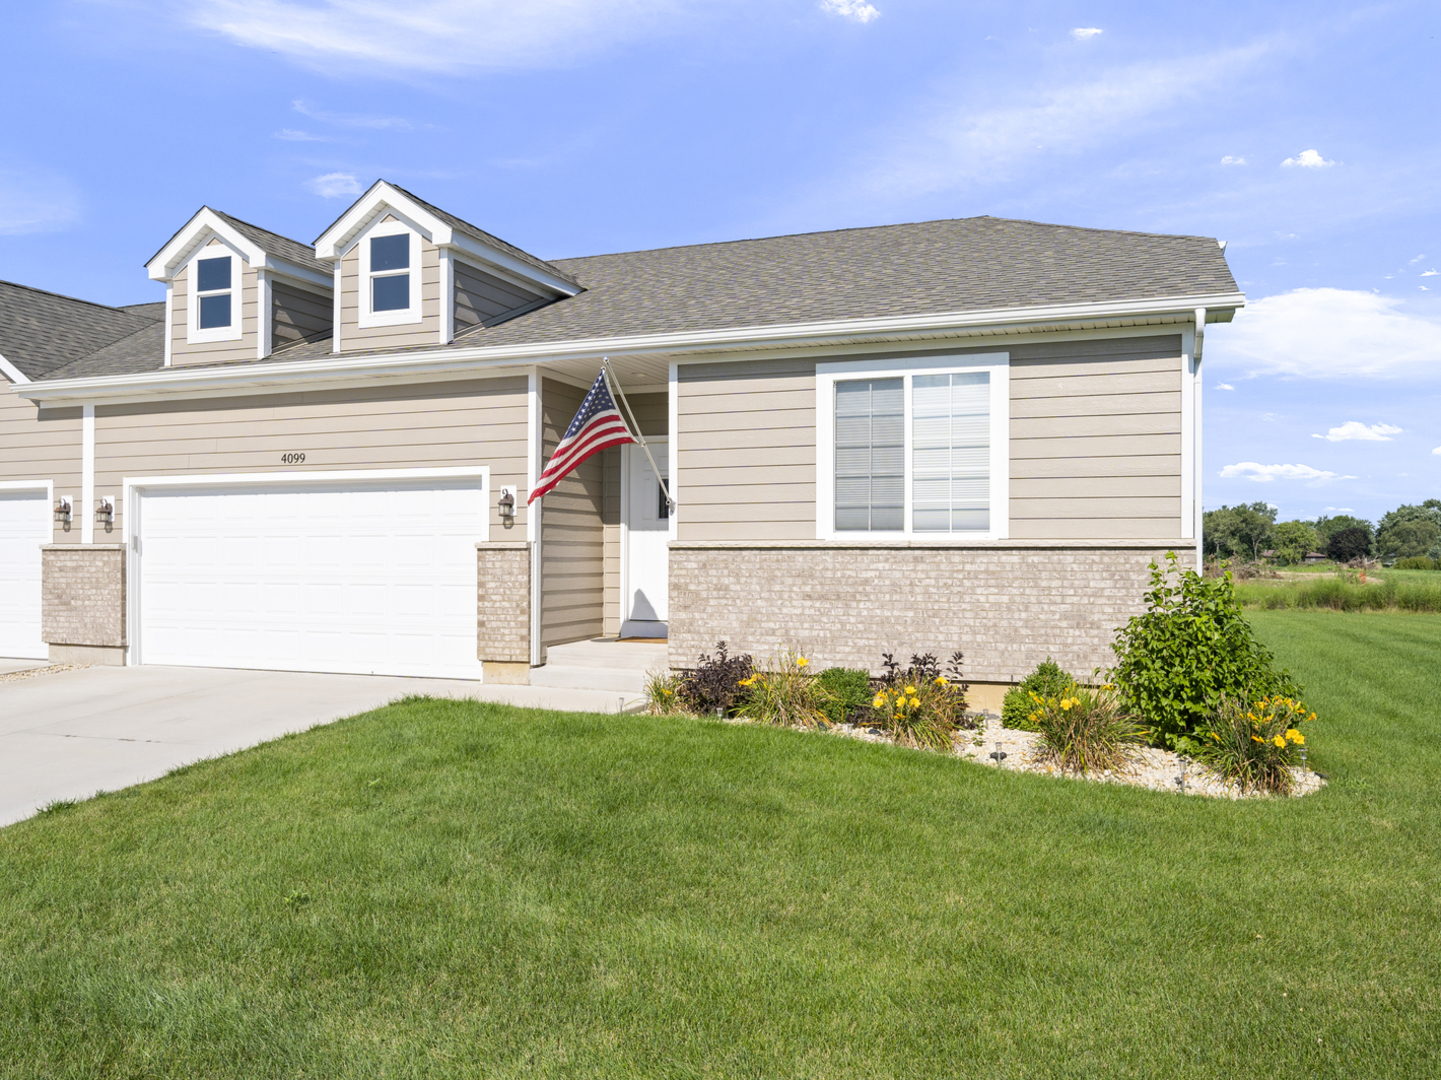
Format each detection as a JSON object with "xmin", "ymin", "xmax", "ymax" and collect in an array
[{"xmin": 623, "ymin": 440, "xmax": 668, "ymax": 638}]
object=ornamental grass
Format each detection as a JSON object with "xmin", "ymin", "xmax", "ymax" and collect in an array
[
  {"xmin": 1191, "ymin": 694, "xmax": 1315, "ymax": 794},
  {"xmin": 1027, "ymin": 682, "xmax": 1144, "ymax": 775},
  {"xmin": 735, "ymin": 651, "xmax": 833, "ymax": 729}
]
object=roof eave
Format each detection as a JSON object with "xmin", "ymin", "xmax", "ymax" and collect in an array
[{"xmin": 16, "ymin": 291, "xmax": 1244, "ymax": 406}]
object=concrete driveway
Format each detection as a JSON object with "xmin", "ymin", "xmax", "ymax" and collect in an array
[{"xmin": 0, "ymin": 664, "xmax": 633, "ymax": 827}]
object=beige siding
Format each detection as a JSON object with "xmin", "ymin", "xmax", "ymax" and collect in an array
[
  {"xmin": 677, "ymin": 358, "xmax": 817, "ymax": 542},
  {"xmin": 1009, "ymin": 335, "xmax": 1183, "ymax": 539},
  {"xmin": 599, "ymin": 391, "xmax": 668, "ymax": 636},
  {"xmin": 170, "ymin": 253, "xmax": 260, "ymax": 367},
  {"xmin": 540, "ymin": 378, "xmax": 604, "ymax": 647},
  {"xmin": 271, "ymin": 280, "xmax": 332, "ymax": 349},
  {"xmin": 338, "ymin": 238, "xmax": 441, "ymax": 351},
  {"xmin": 454, "ymin": 259, "xmax": 543, "ymax": 329},
  {"xmin": 674, "ymin": 335, "xmax": 1185, "ymax": 544},
  {"xmin": 93, "ymin": 377, "xmax": 530, "ymax": 538},
  {"xmin": 0, "ymin": 392, "xmax": 82, "ymax": 543}
]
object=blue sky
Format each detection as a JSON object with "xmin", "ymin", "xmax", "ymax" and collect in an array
[{"xmin": 2, "ymin": 0, "xmax": 1438, "ymax": 525}]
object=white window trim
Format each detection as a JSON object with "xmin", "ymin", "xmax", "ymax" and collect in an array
[
  {"xmin": 355, "ymin": 218, "xmax": 422, "ymax": 329},
  {"xmin": 816, "ymin": 352, "xmax": 1010, "ymax": 542},
  {"xmin": 185, "ymin": 241, "xmax": 243, "ymax": 344}
]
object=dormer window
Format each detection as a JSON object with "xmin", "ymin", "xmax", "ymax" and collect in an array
[
  {"xmin": 357, "ymin": 223, "xmax": 421, "ymax": 327},
  {"xmin": 196, "ymin": 256, "xmax": 232, "ymax": 328},
  {"xmin": 186, "ymin": 246, "xmax": 242, "ymax": 343}
]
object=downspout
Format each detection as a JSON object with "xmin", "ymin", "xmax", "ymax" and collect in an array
[{"xmin": 1194, "ymin": 307, "xmax": 1206, "ymax": 568}]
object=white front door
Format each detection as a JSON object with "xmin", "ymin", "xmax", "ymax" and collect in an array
[
  {"xmin": 134, "ymin": 475, "xmax": 487, "ymax": 679},
  {"xmin": 0, "ymin": 487, "xmax": 50, "ymax": 660},
  {"xmin": 622, "ymin": 440, "xmax": 668, "ymax": 638}
]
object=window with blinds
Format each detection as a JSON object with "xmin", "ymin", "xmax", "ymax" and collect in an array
[
  {"xmin": 912, "ymin": 371, "xmax": 990, "ymax": 532},
  {"xmin": 833, "ymin": 370, "xmax": 991, "ymax": 533},
  {"xmin": 835, "ymin": 378, "xmax": 903, "ymax": 531}
]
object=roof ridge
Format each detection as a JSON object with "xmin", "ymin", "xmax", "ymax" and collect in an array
[{"xmin": 552, "ymin": 215, "xmax": 1219, "ymax": 264}]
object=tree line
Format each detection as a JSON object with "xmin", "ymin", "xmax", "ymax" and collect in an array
[{"xmin": 1203, "ymin": 500, "xmax": 1441, "ymax": 565}]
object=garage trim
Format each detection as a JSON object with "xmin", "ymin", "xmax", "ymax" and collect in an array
[
  {"xmin": 122, "ymin": 466, "xmax": 490, "ymax": 668},
  {"xmin": 0, "ymin": 480, "xmax": 54, "ymax": 662}
]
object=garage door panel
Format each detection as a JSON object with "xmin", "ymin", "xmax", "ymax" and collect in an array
[
  {"xmin": 137, "ymin": 478, "xmax": 485, "ymax": 679},
  {"xmin": 0, "ymin": 490, "xmax": 50, "ymax": 660}
]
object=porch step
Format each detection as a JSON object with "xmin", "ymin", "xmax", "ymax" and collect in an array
[{"xmin": 526, "ymin": 638, "xmax": 670, "ymax": 697}]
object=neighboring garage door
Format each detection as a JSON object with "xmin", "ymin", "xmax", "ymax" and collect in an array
[
  {"xmin": 135, "ymin": 475, "xmax": 486, "ymax": 679},
  {"xmin": 0, "ymin": 487, "xmax": 50, "ymax": 660}
]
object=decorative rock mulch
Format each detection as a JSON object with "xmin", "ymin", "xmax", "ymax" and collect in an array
[
  {"xmin": 827, "ymin": 716, "xmax": 1326, "ymax": 799},
  {"xmin": 0, "ymin": 664, "xmax": 88, "ymax": 684}
]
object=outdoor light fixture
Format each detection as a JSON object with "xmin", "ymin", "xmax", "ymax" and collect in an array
[
  {"xmin": 1174, "ymin": 760, "xmax": 1188, "ymax": 795},
  {"xmin": 54, "ymin": 495, "xmax": 72, "ymax": 523},
  {"xmin": 990, "ymin": 741, "xmax": 1007, "ymax": 766},
  {"xmin": 498, "ymin": 486, "xmax": 516, "ymax": 520},
  {"xmin": 96, "ymin": 496, "xmax": 114, "ymax": 524}
]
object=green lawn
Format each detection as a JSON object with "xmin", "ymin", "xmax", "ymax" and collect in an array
[{"xmin": 3, "ymin": 614, "xmax": 1439, "ymax": 1078}]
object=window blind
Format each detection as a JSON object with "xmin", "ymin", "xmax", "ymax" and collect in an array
[{"xmin": 834, "ymin": 377, "xmax": 903, "ymax": 531}]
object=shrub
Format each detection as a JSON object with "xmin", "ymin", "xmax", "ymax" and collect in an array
[
  {"xmin": 1395, "ymin": 556, "xmax": 1439, "ymax": 571},
  {"xmin": 643, "ymin": 670, "xmax": 687, "ymax": 715},
  {"xmin": 678, "ymin": 642, "xmax": 754, "ymax": 717},
  {"xmin": 1111, "ymin": 552, "xmax": 1302, "ymax": 751},
  {"xmin": 816, "ymin": 667, "xmax": 874, "ymax": 726},
  {"xmin": 1191, "ymin": 695, "xmax": 1314, "ymax": 794},
  {"xmin": 1001, "ymin": 658, "xmax": 1072, "ymax": 731},
  {"xmin": 736, "ymin": 650, "xmax": 833, "ymax": 729},
  {"xmin": 1026, "ymin": 682, "xmax": 1144, "ymax": 775}
]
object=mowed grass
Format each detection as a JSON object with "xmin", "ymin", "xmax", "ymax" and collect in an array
[{"xmin": 2, "ymin": 616, "xmax": 1440, "ymax": 1078}]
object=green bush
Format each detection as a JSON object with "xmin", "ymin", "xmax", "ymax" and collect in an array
[
  {"xmin": 1192, "ymin": 694, "xmax": 1314, "ymax": 794},
  {"xmin": 1027, "ymin": 682, "xmax": 1145, "ymax": 775},
  {"xmin": 1395, "ymin": 556, "xmax": 1439, "ymax": 571},
  {"xmin": 816, "ymin": 667, "xmax": 873, "ymax": 726},
  {"xmin": 1111, "ymin": 552, "xmax": 1302, "ymax": 751},
  {"xmin": 1001, "ymin": 658, "xmax": 1072, "ymax": 731}
]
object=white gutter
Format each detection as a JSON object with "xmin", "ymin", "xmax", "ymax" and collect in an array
[{"xmin": 17, "ymin": 290, "xmax": 1245, "ymax": 406}]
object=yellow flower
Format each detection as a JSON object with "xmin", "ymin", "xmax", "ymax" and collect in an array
[
  {"xmin": 1060, "ymin": 699, "xmax": 1074, "ymax": 711},
  {"xmin": 872, "ymin": 694, "xmax": 886, "ymax": 708},
  {"xmin": 795, "ymin": 657, "xmax": 809, "ymax": 668},
  {"xmin": 1273, "ymin": 736, "xmax": 1286, "ymax": 748},
  {"xmin": 1287, "ymin": 729, "xmax": 1305, "ymax": 745},
  {"xmin": 1211, "ymin": 731, "xmax": 1221, "ymax": 741},
  {"xmin": 908, "ymin": 696, "xmax": 920, "ymax": 708},
  {"xmin": 935, "ymin": 676, "xmax": 948, "ymax": 685},
  {"xmin": 1251, "ymin": 735, "xmax": 1263, "ymax": 743},
  {"xmin": 1309, "ymin": 712, "xmax": 1317, "ymax": 722},
  {"xmin": 1028, "ymin": 713, "xmax": 1038, "ymax": 723},
  {"xmin": 663, "ymin": 689, "xmax": 673, "ymax": 696},
  {"xmin": 904, "ymin": 685, "xmax": 916, "ymax": 695}
]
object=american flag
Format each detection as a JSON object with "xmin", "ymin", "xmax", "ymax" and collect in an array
[{"xmin": 527, "ymin": 371, "xmax": 636, "ymax": 504}]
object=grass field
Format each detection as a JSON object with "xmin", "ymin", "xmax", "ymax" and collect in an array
[
  {"xmin": 1235, "ymin": 570, "xmax": 1441, "ymax": 611},
  {"xmin": 2, "ymin": 613, "xmax": 1439, "ymax": 1078}
]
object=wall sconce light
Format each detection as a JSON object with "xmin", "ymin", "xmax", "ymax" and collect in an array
[
  {"xmin": 96, "ymin": 496, "xmax": 115, "ymax": 524},
  {"xmin": 54, "ymin": 495, "xmax": 72, "ymax": 523},
  {"xmin": 498, "ymin": 486, "xmax": 516, "ymax": 520}
]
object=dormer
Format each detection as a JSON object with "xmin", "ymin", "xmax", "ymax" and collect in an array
[
  {"xmin": 314, "ymin": 180, "xmax": 581, "ymax": 354},
  {"xmin": 146, "ymin": 209, "xmax": 334, "ymax": 367}
]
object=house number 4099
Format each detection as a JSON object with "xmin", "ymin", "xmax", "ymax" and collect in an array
[{"xmin": 280, "ymin": 452, "xmax": 306, "ymax": 464}]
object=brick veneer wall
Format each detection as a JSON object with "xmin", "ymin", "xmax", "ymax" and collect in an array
[
  {"xmin": 41, "ymin": 544, "xmax": 127, "ymax": 647},
  {"xmin": 668, "ymin": 543, "xmax": 1196, "ymax": 683},
  {"xmin": 476, "ymin": 542, "xmax": 532, "ymax": 663}
]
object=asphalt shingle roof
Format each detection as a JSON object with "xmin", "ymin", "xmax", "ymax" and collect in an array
[
  {"xmin": 0, "ymin": 280, "xmax": 162, "ymax": 380},
  {"xmin": 23, "ymin": 215, "xmax": 1237, "ymax": 383},
  {"xmin": 214, "ymin": 211, "xmax": 330, "ymax": 276}
]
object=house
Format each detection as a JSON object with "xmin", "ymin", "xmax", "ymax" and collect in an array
[{"xmin": 1, "ymin": 181, "xmax": 1241, "ymax": 708}]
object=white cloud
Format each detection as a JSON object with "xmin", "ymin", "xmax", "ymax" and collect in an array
[
  {"xmin": 1281, "ymin": 148, "xmax": 1335, "ymax": 168},
  {"xmin": 821, "ymin": 0, "xmax": 880, "ymax": 22},
  {"xmin": 190, "ymin": 0, "xmax": 698, "ymax": 72},
  {"xmin": 1218, "ymin": 462, "xmax": 1354, "ymax": 482},
  {"xmin": 1423, "ymin": 270, "xmax": 1438, "ymax": 277},
  {"xmin": 1434, "ymin": 447, "xmax": 1441, "ymax": 456},
  {"xmin": 1071, "ymin": 27, "xmax": 1102, "ymax": 39},
  {"xmin": 1215, "ymin": 382, "xmax": 1235, "ymax": 390},
  {"xmin": 1322, "ymin": 507, "xmax": 1356, "ymax": 514},
  {"xmin": 1214, "ymin": 288, "xmax": 1441, "ymax": 378},
  {"xmin": 293, "ymin": 100, "xmax": 418, "ymax": 130},
  {"xmin": 1311, "ymin": 421, "xmax": 1402, "ymax": 442},
  {"xmin": 273, "ymin": 128, "xmax": 330, "ymax": 142},
  {"xmin": 0, "ymin": 167, "xmax": 81, "ymax": 235},
  {"xmin": 1410, "ymin": 254, "xmax": 1426, "ymax": 264},
  {"xmin": 843, "ymin": 43, "xmax": 1269, "ymax": 204},
  {"xmin": 305, "ymin": 172, "xmax": 363, "ymax": 197},
  {"xmin": 1220, "ymin": 155, "xmax": 1246, "ymax": 165}
]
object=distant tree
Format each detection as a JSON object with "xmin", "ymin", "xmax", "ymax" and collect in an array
[
  {"xmin": 1313, "ymin": 514, "xmax": 1373, "ymax": 546},
  {"xmin": 1327, "ymin": 526, "xmax": 1372, "ymax": 563},
  {"xmin": 1270, "ymin": 520, "xmax": 1320, "ymax": 565},
  {"xmin": 1205, "ymin": 502, "xmax": 1277, "ymax": 561},
  {"xmin": 1375, "ymin": 501, "xmax": 1441, "ymax": 559}
]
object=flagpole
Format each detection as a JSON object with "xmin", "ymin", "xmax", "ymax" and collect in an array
[{"xmin": 602, "ymin": 357, "xmax": 675, "ymax": 512}]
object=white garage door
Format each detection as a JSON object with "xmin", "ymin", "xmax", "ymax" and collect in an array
[
  {"xmin": 135, "ymin": 476, "xmax": 486, "ymax": 679},
  {"xmin": 0, "ymin": 488, "xmax": 50, "ymax": 660}
]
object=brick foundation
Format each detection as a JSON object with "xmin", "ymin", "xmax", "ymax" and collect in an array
[
  {"xmin": 668, "ymin": 542, "xmax": 1195, "ymax": 684},
  {"xmin": 41, "ymin": 544, "xmax": 127, "ymax": 663},
  {"xmin": 477, "ymin": 542, "xmax": 534, "ymax": 670}
]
